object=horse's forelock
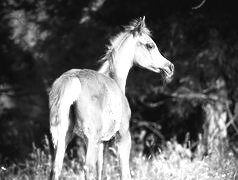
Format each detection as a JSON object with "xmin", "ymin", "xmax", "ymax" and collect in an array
[{"xmin": 125, "ymin": 17, "xmax": 151, "ymax": 36}]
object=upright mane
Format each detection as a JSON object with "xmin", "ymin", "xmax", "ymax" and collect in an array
[
  {"xmin": 98, "ymin": 17, "xmax": 150, "ymax": 75},
  {"xmin": 124, "ymin": 17, "xmax": 151, "ymax": 36}
]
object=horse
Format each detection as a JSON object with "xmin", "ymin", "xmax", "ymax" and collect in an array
[{"xmin": 49, "ymin": 17, "xmax": 174, "ymax": 180}]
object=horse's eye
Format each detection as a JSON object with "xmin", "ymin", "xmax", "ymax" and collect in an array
[{"xmin": 145, "ymin": 43, "xmax": 155, "ymax": 50}]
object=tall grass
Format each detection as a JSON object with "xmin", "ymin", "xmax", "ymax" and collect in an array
[{"xmin": 1, "ymin": 136, "xmax": 237, "ymax": 180}]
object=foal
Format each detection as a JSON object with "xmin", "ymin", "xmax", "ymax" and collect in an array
[{"xmin": 49, "ymin": 17, "xmax": 174, "ymax": 180}]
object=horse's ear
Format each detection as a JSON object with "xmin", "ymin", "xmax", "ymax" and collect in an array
[
  {"xmin": 142, "ymin": 16, "xmax": 145, "ymax": 24},
  {"xmin": 133, "ymin": 16, "xmax": 146, "ymax": 35}
]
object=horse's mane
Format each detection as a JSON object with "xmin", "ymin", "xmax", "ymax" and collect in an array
[
  {"xmin": 98, "ymin": 17, "xmax": 151, "ymax": 66},
  {"xmin": 124, "ymin": 18, "xmax": 151, "ymax": 36}
]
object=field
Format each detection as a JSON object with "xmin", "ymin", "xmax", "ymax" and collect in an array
[{"xmin": 1, "ymin": 137, "xmax": 237, "ymax": 180}]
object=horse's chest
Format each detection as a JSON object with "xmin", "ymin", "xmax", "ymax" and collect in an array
[
  {"xmin": 100, "ymin": 90, "xmax": 123, "ymax": 140},
  {"xmin": 79, "ymin": 84, "xmax": 124, "ymax": 141}
]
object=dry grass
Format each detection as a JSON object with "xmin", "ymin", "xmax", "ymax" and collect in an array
[{"xmin": 1, "ymin": 137, "xmax": 237, "ymax": 180}]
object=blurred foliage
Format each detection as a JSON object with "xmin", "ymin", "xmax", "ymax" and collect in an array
[{"xmin": 1, "ymin": 0, "xmax": 238, "ymax": 161}]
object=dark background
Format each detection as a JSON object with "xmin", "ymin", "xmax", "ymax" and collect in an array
[{"xmin": 1, "ymin": 0, "xmax": 238, "ymax": 162}]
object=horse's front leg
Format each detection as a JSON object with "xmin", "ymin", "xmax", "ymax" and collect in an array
[
  {"xmin": 84, "ymin": 139, "xmax": 104, "ymax": 180},
  {"xmin": 117, "ymin": 129, "xmax": 131, "ymax": 180},
  {"xmin": 97, "ymin": 142, "xmax": 104, "ymax": 180}
]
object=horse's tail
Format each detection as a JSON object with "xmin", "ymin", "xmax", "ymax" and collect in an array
[{"xmin": 49, "ymin": 74, "xmax": 81, "ymax": 148}]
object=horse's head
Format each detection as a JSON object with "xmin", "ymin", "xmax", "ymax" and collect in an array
[{"xmin": 131, "ymin": 17, "xmax": 174, "ymax": 79}]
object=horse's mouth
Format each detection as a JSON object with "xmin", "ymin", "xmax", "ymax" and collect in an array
[
  {"xmin": 148, "ymin": 66, "xmax": 174, "ymax": 79},
  {"xmin": 159, "ymin": 68, "xmax": 174, "ymax": 79}
]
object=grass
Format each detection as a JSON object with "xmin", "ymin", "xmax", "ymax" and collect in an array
[
  {"xmin": 1, "ymin": 137, "xmax": 237, "ymax": 180},
  {"xmin": 130, "ymin": 142, "xmax": 238, "ymax": 180}
]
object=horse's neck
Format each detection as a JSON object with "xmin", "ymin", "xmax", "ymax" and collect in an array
[
  {"xmin": 98, "ymin": 35, "xmax": 135, "ymax": 94},
  {"xmin": 98, "ymin": 60, "xmax": 128, "ymax": 93},
  {"xmin": 98, "ymin": 58, "xmax": 132, "ymax": 94},
  {"xmin": 98, "ymin": 60, "xmax": 111, "ymax": 77}
]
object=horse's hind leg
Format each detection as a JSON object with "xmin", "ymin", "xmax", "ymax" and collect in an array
[
  {"xmin": 117, "ymin": 130, "xmax": 131, "ymax": 180},
  {"xmin": 50, "ymin": 121, "xmax": 73, "ymax": 180}
]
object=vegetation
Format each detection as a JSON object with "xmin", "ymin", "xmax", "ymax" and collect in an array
[{"xmin": 1, "ymin": 137, "xmax": 237, "ymax": 180}]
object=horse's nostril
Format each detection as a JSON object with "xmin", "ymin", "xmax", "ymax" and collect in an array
[{"xmin": 169, "ymin": 63, "xmax": 174, "ymax": 72}]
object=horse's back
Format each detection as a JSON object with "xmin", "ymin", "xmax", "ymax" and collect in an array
[{"xmin": 64, "ymin": 69, "xmax": 130, "ymax": 141}]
